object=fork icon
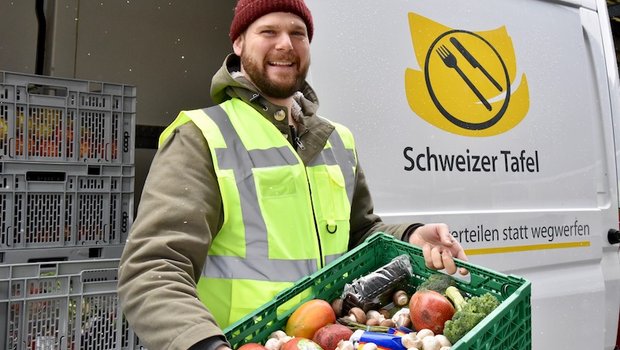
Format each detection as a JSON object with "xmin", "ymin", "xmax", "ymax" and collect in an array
[{"xmin": 436, "ymin": 45, "xmax": 492, "ymax": 111}]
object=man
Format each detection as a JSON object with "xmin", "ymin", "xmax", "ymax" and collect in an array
[{"xmin": 118, "ymin": 1, "xmax": 467, "ymax": 349}]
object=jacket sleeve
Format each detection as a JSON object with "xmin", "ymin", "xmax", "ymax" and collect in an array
[
  {"xmin": 348, "ymin": 157, "xmax": 421, "ymax": 249},
  {"xmin": 118, "ymin": 122, "xmax": 227, "ymax": 350}
]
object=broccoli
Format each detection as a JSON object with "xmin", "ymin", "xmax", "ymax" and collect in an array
[
  {"xmin": 443, "ymin": 286, "xmax": 500, "ymax": 344},
  {"xmin": 416, "ymin": 273, "xmax": 456, "ymax": 293}
]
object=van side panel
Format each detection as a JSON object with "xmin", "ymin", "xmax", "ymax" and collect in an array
[{"xmin": 306, "ymin": 0, "xmax": 620, "ymax": 348}]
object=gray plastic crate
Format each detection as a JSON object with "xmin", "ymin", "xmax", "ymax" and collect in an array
[
  {"xmin": 0, "ymin": 259, "xmax": 146, "ymax": 349},
  {"xmin": 0, "ymin": 71, "xmax": 135, "ymax": 164},
  {"xmin": 0, "ymin": 162, "xmax": 133, "ymax": 262}
]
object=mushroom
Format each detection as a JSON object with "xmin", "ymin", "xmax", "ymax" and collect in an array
[
  {"xmin": 264, "ymin": 337, "xmax": 281, "ymax": 350},
  {"xmin": 401, "ymin": 332, "xmax": 423, "ymax": 349},
  {"xmin": 336, "ymin": 340, "xmax": 355, "ymax": 350},
  {"xmin": 391, "ymin": 308, "xmax": 411, "ymax": 328},
  {"xmin": 365, "ymin": 310, "xmax": 385, "ymax": 325},
  {"xmin": 396, "ymin": 315, "xmax": 411, "ymax": 328},
  {"xmin": 393, "ymin": 290, "xmax": 409, "ymax": 307},
  {"xmin": 366, "ymin": 310, "xmax": 385, "ymax": 322},
  {"xmin": 366, "ymin": 318, "xmax": 380, "ymax": 326},
  {"xmin": 348, "ymin": 307, "xmax": 367, "ymax": 324},
  {"xmin": 264, "ymin": 332, "xmax": 292, "ymax": 350},
  {"xmin": 378, "ymin": 308, "xmax": 391, "ymax": 319},
  {"xmin": 331, "ymin": 298, "xmax": 344, "ymax": 317},
  {"xmin": 269, "ymin": 330, "xmax": 288, "ymax": 340},
  {"xmin": 379, "ymin": 319, "xmax": 396, "ymax": 328},
  {"xmin": 421, "ymin": 336, "xmax": 441, "ymax": 350},
  {"xmin": 360, "ymin": 343, "xmax": 378, "ymax": 350},
  {"xmin": 415, "ymin": 329, "xmax": 435, "ymax": 340},
  {"xmin": 434, "ymin": 335, "xmax": 452, "ymax": 348}
]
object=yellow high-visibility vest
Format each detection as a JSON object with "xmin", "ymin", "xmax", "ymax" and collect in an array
[{"xmin": 160, "ymin": 98, "xmax": 357, "ymax": 328}]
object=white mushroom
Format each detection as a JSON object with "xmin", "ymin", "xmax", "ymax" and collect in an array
[
  {"xmin": 393, "ymin": 290, "xmax": 409, "ymax": 307},
  {"xmin": 415, "ymin": 329, "xmax": 435, "ymax": 340},
  {"xmin": 336, "ymin": 340, "xmax": 355, "ymax": 350},
  {"xmin": 366, "ymin": 310, "xmax": 385, "ymax": 322},
  {"xmin": 439, "ymin": 347, "xmax": 451, "ymax": 350},
  {"xmin": 421, "ymin": 336, "xmax": 441, "ymax": 350},
  {"xmin": 434, "ymin": 335, "xmax": 452, "ymax": 348},
  {"xmin": 401, "ymin": 332, "xmax": 423, "ymax": 349},
  {"xmin": 361, "ymin": 342, "xmax": 378, "ymax": 350},
  {"xmin": 391, "ymin": 308, "xmax": 411, "ymax": 328},
  {"xmin": 269, "ymin": 330, "xmax": 288, "ymax": 340},
  {"xmin": 264, "ymin": 337, "xmax": 281, "ymax": 350}
]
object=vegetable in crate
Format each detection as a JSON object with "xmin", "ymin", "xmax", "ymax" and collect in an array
[
  {"xmin": 285, "ymin": 299, "xmax": 336, "ymax": 338},
  {"xmin": 443, "ymin": 286, "xmax": 500, "ymax": 344},
  {"xmin": 409, "ymin": 289, "xmax": 455, "ymax": 334},
  {"xmin": 416, "ymin": 273, "xmax": 456, "ymax": 294},
  {"xmin": 312, "ymin": 324, "xmax": 353, "ymax": 350}
]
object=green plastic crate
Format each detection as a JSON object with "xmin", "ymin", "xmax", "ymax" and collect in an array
[{"xmin": 224, "ymin": 233, "xmax": 531, "ymax": 350}]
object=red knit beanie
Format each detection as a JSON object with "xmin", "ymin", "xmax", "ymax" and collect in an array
[{"xmin": 229, "ymin": 0, "xmax": 314, "ymax": 43}]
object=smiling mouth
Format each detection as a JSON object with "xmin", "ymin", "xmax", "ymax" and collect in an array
[{"xmin": 269, "ymin": 61, "xmax": 295, "ymax": 67}]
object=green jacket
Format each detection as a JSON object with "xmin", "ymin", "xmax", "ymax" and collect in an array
[{"xmin": 118, "ymin": 54, "xmax": 416, "ymax": 350}]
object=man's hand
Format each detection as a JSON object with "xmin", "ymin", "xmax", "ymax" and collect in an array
[{"xmin": 408, "ymin": 223, "xmax": 468, "ymax": 275}]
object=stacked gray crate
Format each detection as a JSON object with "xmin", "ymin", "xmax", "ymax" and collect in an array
[
  {"xmin": 0, "ymin": 71, "xmax": 135, "ymax": 263},
  {"xmin": 0, "ymin": 259, "xmax": 145, "ymax": 349},
  {"xmin": 0, "ymin": 71, "xmax": 144, "ymax": 349}
]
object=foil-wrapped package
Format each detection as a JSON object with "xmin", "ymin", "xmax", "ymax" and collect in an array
[{"xmin": 341, "ymin": 254, "xmax": 413, "ymax": 313}]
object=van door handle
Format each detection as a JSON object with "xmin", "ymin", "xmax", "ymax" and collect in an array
[{"xmin": 608, "ymin": 229, "xmax": 620, "ymax": 245}]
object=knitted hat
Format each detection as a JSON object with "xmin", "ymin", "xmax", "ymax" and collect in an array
[{"xmin": 229, "ymin": 0, "xmax": 314, "ymax": 43}]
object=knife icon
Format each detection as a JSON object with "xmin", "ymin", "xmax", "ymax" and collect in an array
[{"xmin": 449, "ymin": 37, "xmax": 503, "ymax": 92}]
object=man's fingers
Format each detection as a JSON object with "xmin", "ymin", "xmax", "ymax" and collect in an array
[
  {"xmin": 431, "ymin": 246, "xmax": 444, "ymax": 270},
  {"xmin": 441, "ymin": 249, "xmax": 457, "ymax": 275}
]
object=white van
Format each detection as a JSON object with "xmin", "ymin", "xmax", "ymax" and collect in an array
[{"xmin": 306, "ymin": 0, "xmax": 620, "ymax": 349}]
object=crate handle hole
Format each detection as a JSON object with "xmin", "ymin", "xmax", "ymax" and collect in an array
[
  {"xmin": 87, "ymin": 166, "xmax": 101, "ymax": 175},
  {"xmin": 89, "ymin": 248, "xmax": 102, "ymax": 258},
  {"xmin": 27, "ymin": 83, "xmax": 68, "ymax": 97},
  {"xmin": 26, "ymin": 171, "xmax": 66, "ymax": 182}
]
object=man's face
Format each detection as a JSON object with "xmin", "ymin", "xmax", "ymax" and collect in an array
[{"xmin": 234, "ymin": 12, "xmax": 311, "ymax": 99}]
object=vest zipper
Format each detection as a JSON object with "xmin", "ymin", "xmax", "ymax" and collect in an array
[{"xmin": 289, "ymin": 125, "xmax": 305, "ymax": 151}]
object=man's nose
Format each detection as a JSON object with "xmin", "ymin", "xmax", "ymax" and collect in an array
[{"xmin": 275, "ymin": 33, "xmax": 293, "ymax": 50}]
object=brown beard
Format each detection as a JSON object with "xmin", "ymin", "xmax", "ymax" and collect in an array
[{"xmin": 241, "ymin": 53, "xmax": 309, "ymax": 99}]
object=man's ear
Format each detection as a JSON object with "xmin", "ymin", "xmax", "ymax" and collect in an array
[{"xmin": 233, "ymin": 34, "xmax": 244, "ymax": 56}]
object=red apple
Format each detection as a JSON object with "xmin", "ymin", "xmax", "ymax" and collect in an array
[{"xmin": 409, "ymin": 289, "xmax": 455, "ymax": 334}]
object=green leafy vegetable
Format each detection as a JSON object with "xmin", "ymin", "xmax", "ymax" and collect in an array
[
  {"xmin": 417, "ymin": 273, "xmax": 456, "ymax": 294},
  {"xmin": 443, "ymin": 286, "xmax": 500, "ymax": 344}
]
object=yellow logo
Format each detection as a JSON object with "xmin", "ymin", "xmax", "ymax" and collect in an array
[{"xmin": 405, "ymin": 13, "xmax": 529, "ymax": 136}]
